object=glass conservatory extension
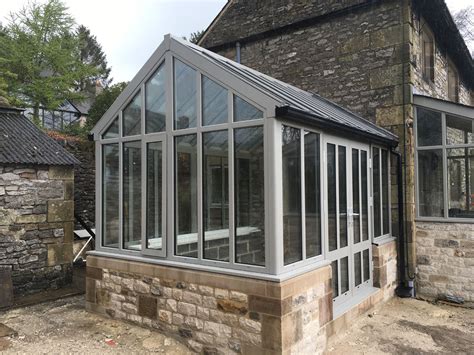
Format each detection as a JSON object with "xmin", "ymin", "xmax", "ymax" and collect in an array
[{"xmin": 91, "ymin": 35, "xmax": 398, "ymax": 308}]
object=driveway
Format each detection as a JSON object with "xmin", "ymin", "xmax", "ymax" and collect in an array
[{"xmin": 327, "ymin": 297, "xmax": 474, "ymax": 354}]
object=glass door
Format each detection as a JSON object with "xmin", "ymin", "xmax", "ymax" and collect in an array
[{"xmin": 325, "ymin": 136, "xmax": 371, "ymax": 308}]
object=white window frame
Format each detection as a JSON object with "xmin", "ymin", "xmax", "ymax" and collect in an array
[{"xmin": 371, "ymin": 145, "xmax": 392, "ymax": 242}]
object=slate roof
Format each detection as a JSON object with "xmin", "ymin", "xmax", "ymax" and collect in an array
[
  {"xmin": 0, "ymin": 107, "xmax": 80, "ymax": 166},
  {"xmin": 179, "ymin": 37, "xmax": 398, "ymax": 145}
]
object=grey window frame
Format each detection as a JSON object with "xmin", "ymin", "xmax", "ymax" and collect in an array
[{"xmin": 415, "ymin": 104, "xmax": 474, "ymax": 223}]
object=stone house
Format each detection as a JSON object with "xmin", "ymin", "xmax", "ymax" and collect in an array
[
  {"xmin": 197, "ymin": 0, "xmax": 474, "ymax": 303},
  {"xmin": 0, "ymin": 106, "xmax": 79, "ymax": 307}
]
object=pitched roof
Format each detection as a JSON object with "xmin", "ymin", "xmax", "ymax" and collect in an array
[
  {"xmin": 93, "ymin": 35, "xmax": 397, "ymax": 146},
  {"xmin": 180, "ymin": 37, "xmax": 398, "ymax": 145},
  {"xmin": 0, "ymin": 107, "xmax": 80, "ymax": 166}
]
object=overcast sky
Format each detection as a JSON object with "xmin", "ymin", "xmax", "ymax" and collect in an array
[{"xmin": 0, "ymin": 0, "xmax": 471, "ymax": 84}]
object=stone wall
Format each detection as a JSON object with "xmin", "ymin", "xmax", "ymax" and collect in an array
[
  {"xmin": 416, "ymin": 222, "xmax": 474, "ymax": 302},
  {"xmin": 86, "ymin": 255, "xmax": 335, "ymax": 354},
  {"xmin": 0, "ymin": 164, "xmax": 74, "ymax": 297},
  {"xmin": 373, "ymin": 240, "xmax": 398, "ymax": 297}
]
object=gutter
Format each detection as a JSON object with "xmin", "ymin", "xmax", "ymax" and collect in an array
[{"xmin": 275, "ymin": 105, "xmax": 398, "ymax": 148}]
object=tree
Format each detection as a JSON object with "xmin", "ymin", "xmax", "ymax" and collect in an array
[
  {"xmin": 453, "ymin": 6, "xmax": 474, "ymax": 54},
  {"xmin": 184, "ymin": 30, "xmax": 205, "ymax": 44},
  {"xmin": 0, "ymin": 0, "xmax": 99, "ymax": 118},
  {"xmin": 84, "ymin": 82, "xmax": 127, "ymax": 134},
  {"xmin": 76, "ymin": 25, "xmax": 112, "ymax": 94}
]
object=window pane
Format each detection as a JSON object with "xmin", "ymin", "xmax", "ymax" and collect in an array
[
  {"xmin": 146, "ymin": 142, "xmax": 163, "ymax": 250},
  {"xmin": 331, "ymin": 260, "xmax": 339, "ymax": 298},
  {"xmin": 102, "ymin": 144, "xmax": 119, "ymax": 248},
  {"xmin": 363, "ymin": 249, "xmax": 370, "ymax": 282},
  {"xmin": 373, "ymin": 147, "xmax": 381, "ymax": 238},
  {"xmin": 123, "ymin": 141, "xmax": 141, "ymax": 250},
  {"xmin": 234, "ymin": 95, "xmax": 263, "ymax": 122},
  {"xmin": 341, "ymin": 256, "xmax": 349, "ymax": 294},
  {"xmin": 327, "ymin": 143, "xmax": 337, "ymax": 251},
  {"xmin": 447, "ymin": 148, "xmax": 474, "ymax": 218},
  {"xmin": 123, "ymin": 92, "xmax": 142, "ymax": 136},
  {"xmin": 446, "ymin": 115, "xmax": 474, "ymax": 145},
  {"xmin": 235, "ymin": 127, "xmax": 265, "ymax": 266},
  {"xmin": 146, "ymin": 64, "xmax": 166, "ymax": 133},
  {"xmin": 339, "ymin": 146, "xmax": 347, "ymax": 248},
  {"xmin": 418, "ymin": 150, "xmax": 444, "ymax": 217},
  {"xmin": 282, "ymin": 126, "xmax": 302, "ymax": 265},
  {"xmin": 174, "ymin": 59, "xmax": 196, "ymax": 129},
  {"xmin": 361, "ymin": 151, "xmax": 369, "ymax": 241},
  {"xmin": 352, "ymin": 149, "xmax": 360, "ymax": 244},
  {"xmin": 175, "ymin": 134, "xmax": 198, "ymax": 257},
  {"xmin": 202, "ymin": 76, "xmax": 228, "ymax": 126},
  {"xmin": 203, "ymin": 130, "xmax": 229, "ymax": 261},
  {"xmin": 304, "ymin": 132, "xmax": 321, "ymax": 258},
  {"xmin": 354, "ymin": 252, "xmax": 361, "ymax": 287},
  {"xmin": 102, "ymin": 117, "xmax": 119, "ymax": 139},
  {"xmin": 417, "ymin": 107, "xmax": 442, "ymax": 146},
  {"xmin": 382, "ymin": 150, "xmax": 390, "ymax": 235}
]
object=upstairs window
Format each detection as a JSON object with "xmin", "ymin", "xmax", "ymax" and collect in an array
[
  {"xmin": 421, "ymin": 30, "xmax": 435, "ymax": 83},
  {"xmin": 447, "ymin": 61, "xmax": 459, "ymax": 103}
]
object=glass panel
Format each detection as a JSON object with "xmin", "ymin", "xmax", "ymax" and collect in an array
[
  {"xmin": 282, "ymin": 126, "xmax": 302, "ymax": 265},
  {"xmin": 102, "ymin": 144, "xmax": 119, "ymax": 248},
  {"xmin": 175, "ymin": 134, "xmax": 198, "ymax": 257},
  {"xmin": 447, "ymin": 148, "xmax": 474, "ymax": 218},
  {"xmin": 203, "ymin": 130, "xmax": 229, "ymax": 261},
  {"xmin": 145, "ymin": 64, "xmax": 166, "ymax": 133},
  {"xmin": 202, "ymin": 76, "xmax": 228, "ymax": 126},
  {"xmin": 327, "ymin": 143, "xmax": 337, "ymax": 251},
  {"xmin": 352, "ymin": 149, "xmax": 360, "ymax": 244},
  {"xmin": 304, "ymin": 132, "xmax": 321, "ymax": 258},
  {"xmin": 361, "ymin": 151, "xmax": 369, "ymax": 241},
  {"xmin": 235, "ymin": 127, "xmax": 265, "ymax": 266},
  {"xmin": 123, "ymin": 141, "xmax": 141, "ymax": 250},
  {"xmin": 416, "ymin": 107, "xmax": 442, "ymax": 147},
  {"xmin": 123, "ymin": 92, "xmax": 142, "ymax": 136},
  {"xmin": 446, "ymin": 115, "xmax": 474, "ymax": 145},
  {"xmin": 418, "ymin": 150, "xmax": 444, "ymax": 217},
  {"xmin": 174, "ymin": 59, "xmax": 197, "ymax": 130},
  {"xmin": 146, "ymin": 142, "xmax": 163, "ymax": 250},
  {"xmin": 102, "ymin": 117, "xmax": 119, "ymax": 139},
  {"xmin": 341, "ymin": 256, "xmax": 349, "ymax": 294},
  {"xmin": 363, "ymin": 249, "xmax": 370, "ymax": 282},
  {"xmin": 331, "ymin": 260, "xmax": 339, "ymax": 298},
  {"xmin": 354, "ymin": 252, "xmax": 361, "ymax": 287},
  {"xmin": 339, "ymin": 146, "xmax": 347, "ymax": 248},
  {"xmin": 382, "ymin": 150, "xmax": 390, "ymax": 235},
  {"xmin": 233, "ymin": 95, "xmax": 263, "ymax": 122},
  {"xmin": 373, "ymin": 147, "xmax": 381, "ymax": 238}
]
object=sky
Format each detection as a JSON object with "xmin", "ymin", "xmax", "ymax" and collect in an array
[{"xmin": 0, "ymin": 0, "xmax": 471, "ymax": 84}]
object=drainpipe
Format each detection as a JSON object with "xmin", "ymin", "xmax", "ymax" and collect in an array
[{"xmin": 236, "ymin": 42, "xmax": 241, "ymax": 63}]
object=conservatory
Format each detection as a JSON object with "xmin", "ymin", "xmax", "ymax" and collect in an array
[{"xmin": 88, "ymin": 35, "xmax": 398, "ymax": 354}]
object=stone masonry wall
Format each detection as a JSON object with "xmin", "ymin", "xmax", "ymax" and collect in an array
[
  {"xmin": 0, "ymin": 164, "xmax": 74, "ymax": 296},
  {"xmin": 416, "ymin": 222, "xmax": 474, "ymax": 302},
  {"xmin": 373, "ymin": 240, "xmax": 398, "ymax": 298},
  {"xmin": 86, "ymin": 255, "xmax": 333, "ymax": 354}
]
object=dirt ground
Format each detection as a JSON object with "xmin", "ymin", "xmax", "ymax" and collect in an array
[
  {"xmin": 327, "ymin": 297, "xmax": 474, "ymax": 355},
  {"xmin": 0, "ymin": 296, "xmax": 473, "ymax": 354},
  {"xmin": 0, "ymin": 295, "xmax": 192, "ymax": 354}
]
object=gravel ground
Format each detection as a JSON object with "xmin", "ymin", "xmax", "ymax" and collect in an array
[
  {"xmin": 327, "ymin": 297, "xmax": 474, "ymax": 354},
  {"xmin": 0, "ymin": 296, "xmax": 192, "ymax": 354},
  {"xmin": 0, "ymin": 295, "xmax": 472, "ymax": 354}
]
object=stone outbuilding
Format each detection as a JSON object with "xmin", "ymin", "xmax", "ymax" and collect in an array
[{"xmin": 0, "ymin": 106, "xmax": 79, "ymax": 307}]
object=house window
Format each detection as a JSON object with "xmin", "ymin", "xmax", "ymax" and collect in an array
[
  {"xmin": 282, "ymin": 126, "xmax": 322, "ymax": 265},
  {"xmin": 372, "ymin": 147, "xmax": 390, "ymax": 239},
  {"xmin": 421, "ymin": 30, "xmax": 435, "ymax": 82},
  {"xmin": 416, "ymin": 107, "xmax": 474, "ymax": 220},
  {"xmin": 447, "ymin": 61, "xmax": 459, "ymax": 103}
]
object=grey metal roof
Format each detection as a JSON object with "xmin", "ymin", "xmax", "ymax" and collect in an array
[
  {"xmin": 0, "ymin": 108, "xmax": 80, "ymax": 166},
  {"xmin": 179, "ymin": 38, "xmax": 398, "ymax": 145}
]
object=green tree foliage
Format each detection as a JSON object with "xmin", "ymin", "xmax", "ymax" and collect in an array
[
  {"xmin": 0, "ymin": 0, "xmax": 100, "ymax": 117},
  {"xmin": 189, "ymin": 30, "xmax": 205, "ymax": 44},
  {"xmin": 84, "ymin": 82, "xmax": 127, "ymax": 134},
  {"xmin": 76, "ymin": 25, "xmax": 112, "ymax": 94}
]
